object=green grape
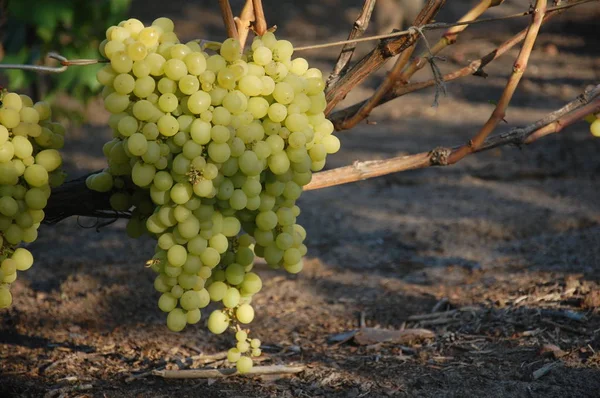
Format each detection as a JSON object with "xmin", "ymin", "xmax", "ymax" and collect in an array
[
  {"xmin": 180, "ymin": 290, "xmax": 201, "ymax": 310},
  {"xmin": 187, "ymin": 91, "xmax": 212, "ymax": 114},
  {"xmin": 220, "ymin": 38, "xmax": 242, "ymax": 62},
  {"xmin": 253, "ymin": 46, "xmax": 273, "ymax": 66},
  {"xmin": 208, "ymin": 233, "xmax": 228, "ymax": 254},
  {"xmin": 207, "ymin": 280, "xmax": 227, "ymax": 302},
  {"xmin": 239, "ymin": 75, "xmax": 263, "ymax": 97},
  {"xmin": 240, "ymin": 272, "xmax": 262, "ymax": 295},
  {"xmin": 267, "ymin": 103, "xmax": 287, "ymax": 123},
  {"xmin": 227, "ymin": 348, "xmax": 241, "ymax": 363},
  {"xmin": 247, "ymin": 97, "xmax": 269, "ymax": 119},
  {"xmin": 111, "ymin": 51, "xmax": 133, "ymax": 73},
  {"xmin": 104, "ymin": 92, "xmax": 130, "ymax": 113},
  {"xmin": 237, "ymin": 340, "xmax": 250, "ymax": 353},
  {"xmin": 186, "ymin": 308, "xmax": 202, "ymax": 324},
  {"xmin": 113, "ymin": 73, "xmax": 135, "ymax": 94},
  {"xmin": 284, "ymin": 260, "xmax": 303, "ymax": 274},
  {"xmin": 236, "ymin": 356, "xmax": 253, "ymax": 374},
  {"xmin": 273, "ymin": 82, "xmax": 295, "ymax": 104},
  {"xmin": 183, "ymin": 254, "xmax": 202, "ymax": 274},
  {"xmin": 132, "ymin": 162, "xmax": 156, "ymax": 187},
  {"xmin": 207, "ymin": 310, "xmax": 229, "ymax": 334},
  {"xmin": 167, "ymin": 308, "xmax": 187, "ymax": 332},
  {"xmin": 264, "ymin": 245, "xmax": 283, "ymax": 264},
  {"xmin": 167, "ymin": 244, "xmax": 187, "ymax": 267},
  {"xmin": 223, "ymin": 287, "xmax": 241, "ymax": 308},
  {"xmin": 0, "ymin": 287, "xmax": 12, "ymax": 308},
  {"xmin": 224, "ymin": 263, "xmax": 245, "ymax": 286},
  {"xmin": 170, "ymin": 284, "xmax": 184, "ymax": 298},
  {"xmin": 164, "ymin": 59, "xmax": 188, "ymax": 81},
  {"xmin": 127, "ymin": 133, "xmax": 148, "ymax": 156},
  {"xmin": 12, "ymin": 136, "xmax": 33, "ymax": 159},
  {"xmin": 24, "ymin": 164, "xmax": 49, "ymax": 187},
  {"xmin": 35, "ymin": 149, "xmax": 62, "ymax": 172},
  {"xmin": 236, "ymin": 303, "xmax": 254, "ymax": 324},
  {"xmin": 158, "ymin": 293, "xmax": 178, "ymax": 312},
  {"xmin": 197, "ymin": 288, "xmax": 211, "ymax": 308},
  {"xmin": 184, "ymin": 52, "xmax": 207, "ymax": 75},
  {"xmin": 200, "ymin": 247, "xmax": 221, "ymax": 268}
]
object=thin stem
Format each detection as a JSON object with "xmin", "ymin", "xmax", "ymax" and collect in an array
[
  {"xmin": 326, "ymin": 0, "xmax": 378, "ymax": 89},
  {"xmin": 304, "ymin": 84, "xmax": 600, "ymax": 191},
  {"xmin": 252, "ymin": 0, "xmax": 267, "ymax": 36},
  {"xmin": 0, "ymin": 52, "xmax": 104, "ymax": 73},
  {"xmin": 398, "ymin": 0, "xmax": 497, "ymax": 85},
  {"xmin": 219, "ymin": 0, "xmax": 239, "ymax": 40},
  {"xmin": 524, "ymin": 97, "xmax": 600, "ymax": 143},
  {"xmin": 448, "ymin": 0, "xmax": 547, "ymax": 164}
]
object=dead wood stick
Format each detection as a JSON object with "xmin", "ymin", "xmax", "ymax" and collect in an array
[{"xmin": 152, "ymin": 364, "xmax": 306, "ymax": 379}]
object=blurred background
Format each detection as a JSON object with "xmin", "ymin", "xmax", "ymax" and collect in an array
[{"xmin": 1, "ymin": 1, "xmax": 600, "ymax": 397}]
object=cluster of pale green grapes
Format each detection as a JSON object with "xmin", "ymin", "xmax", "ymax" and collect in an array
[
  {"xmin": 0, "ymin": 90, "xmax": 65, "ymax": 308},
  {"xmin": 89, "ymin": 17, "xmax": 339, "ymax": 373},
  {"xmin": 586, "ymin": 113, "xmax": 600, "ymax": 137}
]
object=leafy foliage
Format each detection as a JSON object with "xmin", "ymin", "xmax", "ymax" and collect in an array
[{"xmin": 1, "ymin": 0, "xmax": 131, "ymax": 102}]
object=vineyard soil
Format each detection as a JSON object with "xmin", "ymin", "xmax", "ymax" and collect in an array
[{"xmin": 2, "ymin": 1, "xmax": 600, "ymax": 397}]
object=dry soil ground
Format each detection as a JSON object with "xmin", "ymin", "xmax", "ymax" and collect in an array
[{"xmin": 1, "ymin": 1, "xmax": 600, "ymax": 397}]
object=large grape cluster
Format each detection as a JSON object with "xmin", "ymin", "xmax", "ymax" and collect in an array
[
  {"xmin": 92, "ymin": 17, "xmax": 339, "ymax": 373},
  {"xmin": 0, "ymin": 90, "xmax": 65, "ymax": 308}
]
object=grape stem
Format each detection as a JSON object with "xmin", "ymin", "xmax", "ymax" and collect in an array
[
  {"xmin": 235, "ymin": 0, "xmax": 255, "ymax": 50},
  {"xmin": 252, "ymin": 0, "xmax": 267, "ymax": 36},
  {"xmin": 152, "ymin": 364, "xmax": 306, "ymax": 379},
  {"xmin": 302, "ymin": 84, "xmax": 600, "ymax": 191},
  {"xmin": 219, "ymin": 0, "xmax": 239, "ymax": 40}
]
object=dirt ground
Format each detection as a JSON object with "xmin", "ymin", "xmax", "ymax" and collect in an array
[{"xmin": 2, "ymin": 1, "xmax": 600, "ymax": 397}]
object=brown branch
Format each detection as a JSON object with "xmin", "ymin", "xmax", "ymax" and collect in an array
[
  {"xmin": 324, "ymin": 0, "xmax": 446, "ymax": 115},
  {"xmin": 219, "ymin": 0, "xmax": 239, "ymax": 40},
  {"xmin": 235, "ymin": 0, "xmax": 255, "ymax": 49},
  {"xmin": 336, "ymin": 0, "xmax": 496, "ymax": 130},
  {"xmin": 524, "ymin": 97, "xmax": 600, "ymax": 143},
  {"xmin": 42, "ymin": 173, "xmax": 127, "ymax": 224},
  {"xmin": 328, "ymin": 14, "xmax": 553, "ymax": 129},
  {"xmin": 252, "ymin": 0, "xmax": 267, "ymax": 36},
  {"xmin": 326, "ymin": 0, "xmax": 378, "ymax": 89},
  {"xmin": 337, "ymin": 44, "xmax": 417, "ymax": 130},
  {"xmin": 398, "ymin": 0, "xmax": 501, "ymax": 85},
  {"xmin": 447, "ymin": 0, "xmax": 547, "ymax": 164},
  {"xmin": 303, "ymin": 84, "xmax": 600, "ymax": 191}
]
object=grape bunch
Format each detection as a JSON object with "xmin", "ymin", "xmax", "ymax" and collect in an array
[
  {"xmin": 0, "ymin": 90, "xmax": 65, "ymax": 308},
  {"xmin": 91, "ymin": 17, "xmax": 339, "ymax": 373}
]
